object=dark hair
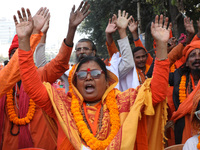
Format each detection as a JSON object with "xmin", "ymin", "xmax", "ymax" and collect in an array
[
  {"xmin": 76, "ymin": 56, "xmax": 108, "ymax": 80},
  {"xmin": 132, "ymin": 46, "xmax": 146, "ymax": 55},
  {"xmin": 77, "ymin": 38, "xmax": 97, "ymax": 52}
]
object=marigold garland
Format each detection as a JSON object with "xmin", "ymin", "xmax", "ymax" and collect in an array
[
  {"xmin": 6, "ymin": 89, "xmax": 36, "ymax": 125},
  {"xmin": 170, "ymin": 64, "xmax": 175, "ymax": 72},
  {"xmin": 68, "ymin": 65, "xmax": 120, "ymax": 150},
  {"xmin": 197, "ymin": 135, "xmax": 200, "ymax": 149},
  {"xmin": 179, "ymin": 75, "xmax": 186, "ymax": 103}
]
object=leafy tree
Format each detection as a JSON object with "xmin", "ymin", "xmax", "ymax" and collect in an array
[
  {"xmin": 79, "ymin": 0, "xmax": 200, "ymax": 57},
  {"xmin": 79, "ymin": 0, "xmax": 154, "ymax": 58}
]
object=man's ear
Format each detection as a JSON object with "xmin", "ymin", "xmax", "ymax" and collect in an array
[{"xmin": 92, "ymin": 50, "xmax": 96, "ymax": 56}]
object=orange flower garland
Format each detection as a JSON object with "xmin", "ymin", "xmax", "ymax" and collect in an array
[
  {"xmin": 197, "ymin": 135, "xmax": 200, "ymax": 149},
  {"xmin": 6, "ymin": 89, "xmax": 36, "ymax": 125},
  {"xmin": 179, "ymin": 75, "xmax": 187, "ymax": 103},
  {"xmin": 68, "ymin": 65, "xmax": 120, "ymax": 149},
  {"xmin": 170, "ymin": 64, "xmax": 175, "ymax": 72}
]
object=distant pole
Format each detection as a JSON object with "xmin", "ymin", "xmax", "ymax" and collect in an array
[{"xmin": 137, "ymin": 1, "xmax": 141, "ymax": 35}]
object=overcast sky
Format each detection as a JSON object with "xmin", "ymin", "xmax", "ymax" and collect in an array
[{"xmin": 0, "ymin": 0, "xmax": 86, "ymax": 57}]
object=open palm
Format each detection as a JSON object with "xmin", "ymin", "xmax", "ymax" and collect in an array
[
  {"xmin": 33, "ymin": 7, "xmax": 49, "ymax": 32},
  {"xmin": 151, "ymin": 15, "xmax": 172, "ymax": 43},
  {"xmin": 14, "ymin": 8, "xmax": 33, "ymax": 39},
  {"xmin": 69, "ymin": 1, "xmax": 90, "ymax": 27}
]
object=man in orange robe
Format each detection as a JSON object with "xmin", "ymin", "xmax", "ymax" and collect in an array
[{"xmin": 169, "ymin": 33, "xmax": 200, "ymax": 144}]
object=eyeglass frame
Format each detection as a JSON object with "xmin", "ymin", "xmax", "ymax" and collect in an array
[{"xmin": 75, "ymin": 69, "xmax": 105, "ymax": 80}]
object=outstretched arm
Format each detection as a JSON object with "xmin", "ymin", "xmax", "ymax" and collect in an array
[
  {"xmin": 15, "ymin": 8, "xmax": 54, "ymax": 117},
  {"xmin": 114, "ymin": 10, "xmax": 135, "ymax": 79},
  {"xmin": 150, "ymin": 15, "xmax": 171, "ymax": 105},
  {"xmin": 65, "ymin": 1, "xmax": 90, "ymax": 46},
  {"xmin": 128, "ymin": 16, "xmax": 153, "ymax": 65},
  {"xmin": 0, "ymin": 7, "xmax": 48, "ymax": 98},
  {"xmin": 35, "ymin": 15, "xmax": 50, "ymax": 68},
  {"xmin": 128, "ymin": 17, "xmax": 139, "ymax": 40},
  {"xmin": 38, "ymin": 1, "xmax": 91, "ymax": 84},
  {"xmin": 184, "ymin": 17, "xmax": 195, "ymax": 44},
  {"xmin": 105, "ymin": 14, "xmax": 119, "ymax": 57},
  {"xmin": 105, "ymin": 15, "xmax": 117, "ymax": 46}
]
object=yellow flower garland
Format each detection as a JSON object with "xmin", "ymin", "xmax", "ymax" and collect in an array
[
  {"xmin": 6, "ymin": 89, "xmax": 36, "ymax": 125},
  {"xmin": 68, "ymin": 65, "xmax": 121, "ymax": 150},
  {"xmin": 179, "ymin": 75, "xmax": 187, "ymax": 103}
]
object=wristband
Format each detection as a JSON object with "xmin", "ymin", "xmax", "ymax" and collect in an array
[{"xmin": 155, "ymin": 57, "xmax": 168, "ymax": 61}]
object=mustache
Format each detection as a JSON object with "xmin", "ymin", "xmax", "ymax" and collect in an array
[
  {"xmin": 76, "ymin": 53, "xmax": 88, "ymax": 62},
  {"xmin": 192, "ymin": 60, "xmax": 200, "ymax": 66}
]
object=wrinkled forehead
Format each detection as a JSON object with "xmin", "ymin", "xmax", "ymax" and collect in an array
[{"xmin": 75, "ymin": 41, "xmax": 92, "ymax": 49}]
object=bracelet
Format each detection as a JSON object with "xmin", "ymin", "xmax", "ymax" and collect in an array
[{"xmin": 155, "ymin": 57, "xmax": 168, "ymax": 61}]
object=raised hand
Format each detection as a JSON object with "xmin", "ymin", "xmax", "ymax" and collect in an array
[
  {"xmin": 14, "ymin": 8, "xmax": 33, "ymax": 39},
  {"xmin": 65, "ymin": 1, "xmax": 90, "ymax": 46},
  {"xmin": 69, "ymin": 1, "xmax": 90, "ymax": 28},
  {"xmin": 184, "ymin": 17, "xmax": 195, "ymax": 35},
  {"xmin": 105, "ymin": 14, "xmax": 117, "ymax": 34},
  {"xmin": 41, "ymin": 14, "xmax": 50, "ymax": 34},
  {"xmin": 13, "ymin": 8, "xmax": 33, "ymax": 51},
  {"xmin": 116, "ymin": 10, "xmax": 132, "ymax": 29},
  {"xmin": 151, "ymin": 15, "xmax": 172, "ymax": 43},
  {"xmin": 32, "ymin": 7, "xmax": 50, "ymax": 34},
  {"xmin": 128, "ymin": 17, "xmax": 138, "ymax": 34}
]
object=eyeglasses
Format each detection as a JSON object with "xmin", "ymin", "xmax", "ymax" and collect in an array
[
  {"xmin": 75, "ymin": 47, "xmax": 92, "ymax": 52},
  {"xmin": 76, "ymin": 69, "xmax": 104, "ymax": 80},
  {"xmin": 194, "ymin": 110, "xmax": 200, "ymax": 120}
]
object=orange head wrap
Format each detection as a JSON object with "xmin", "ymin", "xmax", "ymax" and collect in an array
[
  {"xmin": 8, "ymin": 34, "xmax": 18, "ymax": 59},
  {"xmin": 182, "ymin": 40, "xmax": 200, "ymax": 61}
]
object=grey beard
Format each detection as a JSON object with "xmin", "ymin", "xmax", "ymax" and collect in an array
[{"xmin": 76, "ymin": 53, "xmax": 88, "ymax": 63}]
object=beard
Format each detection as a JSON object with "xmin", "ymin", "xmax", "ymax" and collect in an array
[
  {"xmin": 191, "ymin": 68, "xmax": 200, "ymax": 75},
  {"xmin": 76, "ymin": 53, "xmax": 88, "ymax": 63}
]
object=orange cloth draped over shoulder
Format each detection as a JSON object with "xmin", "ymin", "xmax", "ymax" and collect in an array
[
  {"xmin": 0, "ymin": 32, "xmax": 43, "ymax": 98},
  {"xmin": 136, "ymin": 64, "xmax": 150, "ymax": 84},
  {"xmin": 19, "ymin": 47, "xmax": 170, "ymax": 150}
]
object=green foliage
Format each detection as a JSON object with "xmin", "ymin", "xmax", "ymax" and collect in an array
[
  {"xmin": 79, "ymin": 0, "xmax": 154, "ymax": 59},
  {"xmin": 79, "ymin": 0, "xmax": 199, "ymax": 58}
]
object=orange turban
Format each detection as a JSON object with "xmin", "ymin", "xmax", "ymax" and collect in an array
[
  {"xmin": 8, "ymin": 34, "xmax": 18, "ymax": 59},
  {"xmin": 182, "ymin": 40, "xmax": 200, "ymax": 61}
]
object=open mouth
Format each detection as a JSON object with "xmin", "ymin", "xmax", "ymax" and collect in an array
[
  {"xmin": 85, "ymin": 84, "xmax": 95, "ymax": 93},
  {"xmin": 192, "ymin": 62, "xmax": 200, "ymax": 67}
]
